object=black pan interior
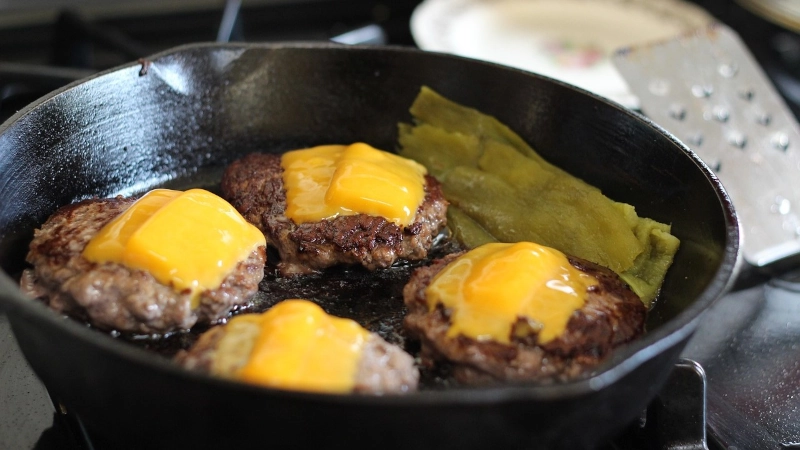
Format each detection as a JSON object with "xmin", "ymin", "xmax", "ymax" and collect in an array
[{"xmin": 0, "ymin": 43, "xmax": 739, "ymax": 449}]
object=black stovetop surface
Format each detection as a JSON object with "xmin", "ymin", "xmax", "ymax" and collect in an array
[{"xmin": 1, "ymin": 1, "xmax": 799, "ymax": 449}]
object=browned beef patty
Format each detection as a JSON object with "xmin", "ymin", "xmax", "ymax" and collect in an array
[
  {"xmin": 403, "ymin": 252, "xmax": 647, "ymax": 384},
  {"xmin": 176, "ymin": 316, "xmax": 419, "ymax": 394},
  {"xmin": 220, "ymin": 153, "xmax": 448, "ymax": 276},
  {"xmin": 20, "ymin": 197, "xmax": 266, "ymax": 334}
]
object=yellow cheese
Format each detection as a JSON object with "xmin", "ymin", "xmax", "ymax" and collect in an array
[
  {"xmin": 82, "ymin": 189, "xmax": 266, "ymax": 306},
  {"xmin": 237, "ymin": 300, "xmax": 369, "ymax": 394},
  {"xmin": 425, "ymin": 242, "xmax": 597, "ymax": 344},
  {"xmin": 83, "ymin": 189, "xmax": 181, "ymax": 262},
  {"xmin": 281, "ymin": 143, "xmax": 427, "ymax": 227}
]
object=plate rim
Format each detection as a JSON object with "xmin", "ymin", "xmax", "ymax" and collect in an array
[{"xmin": 410, "ymin": 0, "xmax": 715, "ymax": 108}]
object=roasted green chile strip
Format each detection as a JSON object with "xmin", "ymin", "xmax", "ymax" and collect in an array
[
  {"xmin": 398, "ymin": 86, "xmax": 680, "ymax": 306},
  {"xmin": 445, "ymin": 206, "xmax": 498, "ymax": 249}
]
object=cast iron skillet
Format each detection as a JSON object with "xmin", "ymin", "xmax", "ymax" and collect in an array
[{"xmin": 0, "ymin": 43, "xmax": 739, "ymax": 449}]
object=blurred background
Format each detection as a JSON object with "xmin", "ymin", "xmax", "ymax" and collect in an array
[{"xmin": 0, "ymin": 0, "xmax": 799, "ymax": 120}]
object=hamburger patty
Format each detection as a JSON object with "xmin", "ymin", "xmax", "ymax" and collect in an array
[
  {"xmin": 220, "ymin": 153, "xmax": 448, "ymax": 276},
  {"xmin": 20, "ymin": 197, "xmax": 266, "ymax": 334},
  {"xmin": 403, "ymin": 252, "xmax": 647, "ymax": 384},
  {"xmin": 176, "ymin": 315, "xmax": 419, "ymax": 394}
]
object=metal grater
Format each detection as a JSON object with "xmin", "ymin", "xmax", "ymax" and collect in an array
[{"xmin": 613, "ymin": 23, "xmax": 800, "ymax": 268}]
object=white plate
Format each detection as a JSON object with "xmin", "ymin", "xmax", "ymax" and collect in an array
[
  {"xmin": 736, "ymin": 0, "xmax": 800, "ymax": 32},
  {"xmin": 411, "ymin": 0, "xmax": 713, "ymax": 108}
]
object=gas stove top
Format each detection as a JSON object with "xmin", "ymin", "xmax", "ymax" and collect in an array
[{"xmin": 0, "ymin": 1, "xmax": 798, "ymax": 449}]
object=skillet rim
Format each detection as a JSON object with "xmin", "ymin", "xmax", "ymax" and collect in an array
[{"xmin": 0, "ymin": 41, "xmax": 742, "ymax": 405}]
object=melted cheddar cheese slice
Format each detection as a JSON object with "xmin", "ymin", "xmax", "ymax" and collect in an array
[
  {"xmin": 235, "ymin": 300, "xmax": 369, "ymax": 393},
  {"xmin": 425, "ymin": 242, "xmax": 598, "ymax": 344},
  {"xmin": 82, "ymin": 189, "xmax": 266, "ymax": 307},
  {"xmin": 281, "ymin": 143, "xmax": 427, "ymax": 227}
]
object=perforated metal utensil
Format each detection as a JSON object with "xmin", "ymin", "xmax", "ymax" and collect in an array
[{"xmin": 613, "ymin": 23, "xmax": 800, "ymax": 268}]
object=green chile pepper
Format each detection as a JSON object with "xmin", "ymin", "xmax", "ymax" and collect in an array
[{"xmin": 398, "ymin": 86, "xmax": 680, "ymax": 306}]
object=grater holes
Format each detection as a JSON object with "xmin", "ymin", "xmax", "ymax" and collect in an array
[
  {"xmin": 691, "ymin": 84, "xmax": 713, "ymax": 98},
  {"xmin": 771, "ymin": 132, "xmax": 790, "ymax": 151},
  {"xmin": 727, "ymin": 130, "xmax": 747, "ymax": 148},
  {"xmin": 738, "ymin": 87, "xmax": 754, "ymax": 101},
  {"xmin": 703, "ymin": 105, "xmax": 730, "ymax": 122},
  {"xmin": 718, "ymin": 62, "xmax": 738, "ymax": 78},
  {"xmin": 668, "ymin": 103, "xmax": 686, "ymax": 121},
  {"xmin": 755, "ymin": 111, "xmax": 772, "ymax": 126},
  {"xmin": 713, "ymin": 105, "xmax": 730, "ymax": 122},
  {"xmin": 772, "ymin": 195, "xmax": 791, "ymax": 215},
  {"xmin": 685, "ymin": 132, "xmax": 703, "ymax": 147}
]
